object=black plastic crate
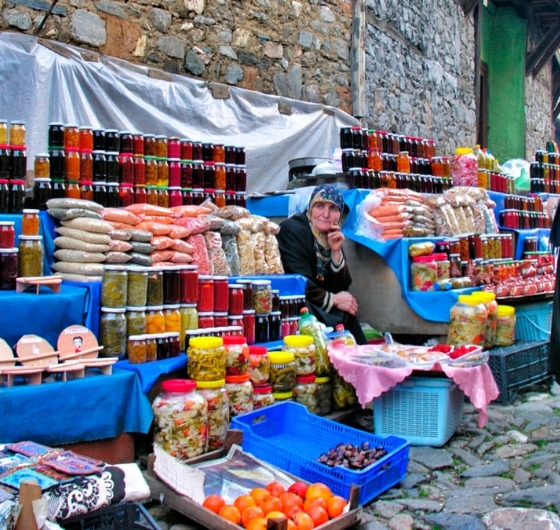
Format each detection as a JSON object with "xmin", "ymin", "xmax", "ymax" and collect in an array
[
  {"xmin": 488, "ymin": 340, "xmax": 550, "ymax": 404},
  {"xmin": 61, "ymin": 502, "xmax": 160, "ymax": 530}
]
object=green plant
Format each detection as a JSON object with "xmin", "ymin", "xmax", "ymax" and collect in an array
[
  {"xmin": 536, "ymin": 440, "xmax": 548, "ymax": 447},
  {"xmin": 525, "ymin": 463, "xmax": 540, "ymax": 472},
  {"xmin": 418, "ymin": 487, "xmax": 429, "ymax": 499},
  {"xmin": 499, "ymin": 471, "xmax": 514, "ymax": 480}
]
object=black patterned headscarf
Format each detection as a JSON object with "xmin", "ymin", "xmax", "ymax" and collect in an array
[{"xmin": 306, "ymin": 184, "xmax": 345, "ymax": 281}]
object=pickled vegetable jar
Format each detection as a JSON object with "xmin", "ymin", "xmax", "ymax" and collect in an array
[
  {"xmin": 294, "ymin": 374, "xmax": 318, "ymax": 414},
  {"xmin": 252, "ymin": 384, "xmax": 275, "ymax": 410},
  {"xmin": 17, "ymin": 235, "xmax": 43, "ymax": 277},
  {"xmin": 146, "ymin": 267, "xmax": 164, "ymax": 307},
  {"xmin": 126, "ymin": 306, "xmax": 146, "ymax": 336},
  {"xmin": 223, "ymin": 335, "xmax": 249, "ymax": 376},
  {"xmin": 101, "ymin": 265, "xmax": 128, "ymax": 308},
  {"xmin": 471, "ymin": 291, "xmax": 498, "ymax": 348},
  {"xmin": 251, "ymin": 279, "xmax": 272, "ymax": 314},
  {"xmin": 315, "ymin": 376, "xmax": 332, "ymax": 416},
  {"xmin": 268, "ymin": 351, "xmax": 296, "ymax": 393},
  {"xmin": 495, "ymin": 305, "xmax": 516, "ymax": 346},
  {"xmin": 126, "ymin": 266, "xmax": 148, "ymax": 307},
  {"xmin": 283, "ymin": 335, "xmax": 316, "ymax": 375},
  {"xmin": 196, "ymin": 379, "xmax": 229, "ymax": 450},
  {"xmin": 447, "ymin": 295, "xmax": 488, "ymax": 347},
  {"xmin": 411, "ymin": 255, "xmax": 438, "ymax": 291},
  {"xmin": 331, "ymin": 370, "xmax": 357, "ymax": 410},
  {"xmin": 187, "ymin": 336, "xmax": 226, "ymax": 381},
  {"xmin": 225, "ymin": 373, "xmax": 253, "ymax": 417},
  {"xmin": 153, "ymin": 379, "xmax": 208, "ymax": 460},
  {"xmin": 179, "ymin": 303, "xmax": 198, "ymax": 350},
  {"xmin": 247, "ymin": 345, "xmax": 270, "ymax": 385},
  {"xmin": 100, "ymin": 307, "xmax": 127, "ymax": 358},
  {"xmin": 451, "ymin": 147, "xmax": 478, "ymax": 187}
]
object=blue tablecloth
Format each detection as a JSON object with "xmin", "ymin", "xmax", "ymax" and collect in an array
[
  {"xmin": 116, "ymin": 354, "xmax": 188, "ymax": 394},
  {"xmin": 0, "ymin": 284, "xmax": 94, "ymax": 350},
  {"xmin": 229, "ymin": 274, "xmax": 307, "ymax": 295},
  {"xmin": 0, "ymin": 368, "xmax": 153, "ymax": 445}
]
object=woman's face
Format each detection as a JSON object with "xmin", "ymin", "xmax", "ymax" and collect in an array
[{"xmin": 309, "ymin": 200, "xmax": 341, "ymax": 233}]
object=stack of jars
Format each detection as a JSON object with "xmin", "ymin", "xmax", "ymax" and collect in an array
[
  {"xmin": 0, "ymin": 220, "xmax": 17, "ymax": 289},
  {"xmin": 278, "ymin": 295, "xmax": 306, "ymax": 338},
  {"xmin": 0, "ymin": 119, "xmax": 28, "ymax": 214}
]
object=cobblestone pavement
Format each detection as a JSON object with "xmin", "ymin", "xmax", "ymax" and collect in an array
[{"xmin": 144, "ymin": 381, "xmax": 560, "ymax": 530}]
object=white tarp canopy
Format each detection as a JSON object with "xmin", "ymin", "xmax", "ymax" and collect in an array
[{"xmin": 0, "ymin": 32, "xmax": 359, "ymax": 193}]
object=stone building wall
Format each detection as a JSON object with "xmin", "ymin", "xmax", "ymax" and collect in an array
[{"xmin": 0, "ymin": 0, "xmax": 553, "ymax": 159}]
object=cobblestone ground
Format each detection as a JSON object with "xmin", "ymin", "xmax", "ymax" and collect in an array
[{"xmin": 144, "ymin": 381, "xmax": 560, "ymax": 530}]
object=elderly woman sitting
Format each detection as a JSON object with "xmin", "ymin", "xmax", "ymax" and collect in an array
[{"xmin": 276, "ymin": 184, "xmax": 367, "ymax": 344}]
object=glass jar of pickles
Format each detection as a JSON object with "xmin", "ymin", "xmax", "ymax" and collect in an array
[
  {"xmin": 495, "ymin": 305, "xmax": 516, "ymax": 346},
  {"xmin": 283, "ymin": 335, "xmax": 316, "ymax": 375},
  {"xmin": 179, "ymin": 303, "xmax": 198, "ymax": 351},
  {"xmin": 127, "ymin": 335, "xmax": 146, "ymax": 364},
  {"xmin": 196, "ymin": 378, "xmax": 229, "ymax": 450},
  {"xmin": 252, "ymin": 279, "xmax": 272, "ymax": 314},
  {"xmin": 294, "ymin": 374, "xmax": 318, "ymax": 414},
  {"xmin": 152, "ymin": 379, "xmax": 208, "ymax": 460},
  {"xmin": 126, "ymin": 266, "xmax": 148, "ymax": 307},
  {"xmin": 252, "ymin": 383, "xmax": 275, "ymax": 410},
  {"xmin": 187, "ymin": 336, "xmax": 226, "ymax": 381},
  {"xmin": 101, "ymin": 265, "xmax": 128, "ymax": 308},
  {"xmin": 247, "ymin": 345, "xmax": 270, "ymax": 385},
  {"xmin": 126, "ymin": 306, "xmax": 146, "ymax": 336},
  {"xmin": 268, "ymin": 351, "xmax": 296, "ymax": 393},
  {"xmin": 225, "ymin": 373, "xmax": 253, "ymax": 418},
  {"xmin": 447, "ymin": 295, "xmax": 488, "ymax": 347},
  {"xmin": 223, "ymin": 335, "xmax": 249, "ymax": 376},
  {"xmin": 17, "ymin": 235, "xmax": 43, "ymax": 277},
  {"xmin": 315, "ymin": 376, "xmax": 332, "ymax": 416},
  {"xmin": 100, "ymin": 307, "xmax": 127, "ymax": 358},
  {"xmin": 470, "ymin": 291, "xmax": 498, "ymax": 348},
  {"xmin": 146, "ymin": 267, "xmax": 164, "ymax": 306}
]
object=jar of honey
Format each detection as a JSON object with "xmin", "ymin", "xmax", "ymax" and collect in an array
[
  {"xmin": 21, "ymin": 209, "xmax": 40, "ymax": 236},
  {"xmin": 9, "ymin": 121, "xmax": 26, "ymax": 146},
  {"xmin": 34, "ymin": 153, "xmax": 50, "ymax": 179}
]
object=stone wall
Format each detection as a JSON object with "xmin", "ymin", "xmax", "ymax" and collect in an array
[{"xmin": 0, "ymin": 0, "xmax": 553, "ymax": 159}]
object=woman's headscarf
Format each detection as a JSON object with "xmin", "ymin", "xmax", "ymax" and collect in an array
[{"xmin": 306, "ymin": 184, "xmax": 345, "ymax": 281}]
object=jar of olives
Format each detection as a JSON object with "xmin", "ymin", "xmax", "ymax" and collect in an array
[
  {"xmin": 100, "ymin": 307, "xmax": 127, "ymax": 358},
  {"xmin": 196, "ymin": 379, "xmax": 229, "ymax": 450},
  {"xmin": 268, "ymin": 351, "xmax": 296, "ymax": 393},
  {"xmin": 187, "ymin": 336, "xmax": 226, "ymax": 381}
]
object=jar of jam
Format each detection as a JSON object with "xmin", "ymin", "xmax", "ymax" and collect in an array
[
  {"xmin": 180, "ymin": 138, "xmax": 193, "ymax": 161},
  {"xmin": 65, "ymin": 180, "xmax": 81, "ymax": 200},
  {"xmin": 80, "ymin": 151, "xmax": 93, "ymax": 182},
  {"xmin": 255, "ymin": 313, "xmax": 269, "ymax": 343},
  {"xmin": 294, "ymin": 374, "xmax": 318, "ymax": 414},
  {"xmin": 152, "ymin": 379, "xmax": 208, "ymax": 460},
  {"xmin": 92, "ymin": 129, "xmax": 105, "ymax": 151},
  {"xmin": 228, "ymin": 284, "xmax": 244, "ymax": 316},
  {"xmin": 252, "ymin": 384, "xmax": 275, "ymax": 410},
  {"xmin": 236, "ymin": 279, "xmax": 253, "ymax": 311},
  {"xmin": 93, "ymin": 181, "xmax": 106, "ymax": 206},
  {"xmin": 22, "ymin": 209, "xmax": 40, "ymax": 236},
  {"xmin": 0, "ymin": 247, "xmax": 18, "ymax": 290},
  {"xmin": 49, "ymin": 149, "xmax": 65, "ymax": 181},
  {"xmin": 163, "ymin": 266, "xmax": 181, "ymax": 305},
  {"xmin": 225, "ymin": 373, "xmax": 253, "ymax": 417},
  {"xmin": 80, "ymin": 180, "xmax": 94, "ymax": 201},
  {"xmin": 214, "ymin": 312, "xmax": 228, "ymax": 327},
  {"xmin": 242, "ymin": 309, "xmax": 256, "ymax": 345},
  {"xmin": 167, "ymin": 332, "xmax": 181, "ymax": 357},
  {"xmin": 179, "ymin": 265, "xmax": 198, "ymax": 304},
  {"xmin": 268, "ymin": 351, "xmax": 296, "ymax": 393},
  {"xmin": 187, "ymin": 336, "xmax": 226, "ymax": 381},
  {"xmin": 127, "ymin": 335, "xmax": 146, "ymax": 364},
  {"xmin": 196, "ymin": 378, "xmax": 229, "ymax": 450},
  {"xmin": 198, "ymin": 312, "xmax": 215, "ymax": 329},
  {"xmin": 146, "ymin": 305, "xmax": 165, "ymax": 334},
  {"xmin": 126, "ymin": 306, "xmax": 147, "ymax": 336},
  {"xmin": 197, "ymin": 275, "xmax": 214, "ymax": 312},
  {"xmin": 0, "ymin": 221, "xmax": 15, "ymax": 248},
  {"xmin": 168, "ymin": 158, "xmax": 181, "ymax": 187},
  {"xmin": 247, "ymin": 345, "xmax": 270, "ymax": 385},
  {"xmin": 34, "ymin": 153, "xmax": 50, "ymax": 179},
  {"xmin": 65, "ymin": 148, "xmax": 80, "ymax": 182},
  {"xmin": 101, "ymin": 265, "xmax": 128, "ymax": 308},
  {"xmin": 18, "ymin": 235, "xmax": 43, "ymax": 277},
  {"xmin": 155, "ymin": 135, "xmax": 168, "ymax": 158},
  {"xmin": 100, "ymin": 307, "xmax": 127, "ymax": 358},
  {"xmin": 213, "ymin": 275, "xmax": 229, "ymax": 312},
  {"xmin": 92, "ymin": 151, "xmax": 106, "ymax": 182},
  {"xmin": 164, "ymin": 304, "xmax": 181, "ymax": 333},
  {"xmin": 269, "ymin": 311, "xmax": 281, "ymax": 341},
  {"xmin": 144, "ymin": 334, "xmax": 157, "ymax": 362}
]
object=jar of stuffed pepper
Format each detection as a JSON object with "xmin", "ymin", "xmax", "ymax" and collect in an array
[
  {"xmin": 152, "ymin": 379, "xmax": 208, "ymax": 460},
  {"xmin": 196, "ymin": 378, "xmax": 229, "ymax": 450},
  {"xmin": 223, "ymin": 335, "xmax": 249, "ymax": 376},
  {"xmin": 283, "ymin": 335, "xmax": 316, "ymax": 375},
  {"xmin": 268, "ymin": 351, "xmax": 296, "ymax": 393},
  {"xmin": 187, "ymin": 336, "xmax": 226, "ymax": 381},
  {"xmin": 225, "ymin": 373, "xmax": 253, "ymax": 418}
]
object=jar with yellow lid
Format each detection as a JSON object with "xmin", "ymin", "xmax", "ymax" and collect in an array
[
  {"xmin": 470, "ymin": 291, "xmax": 498, "ymax": 348},
  {"xmin": 283, "ymin": 334, "xmax": 316, "ymax": 375},
  {"xmin": 315, "ymin": 376, "xmax": 332, "ymax": 416},
  {"xmin": 294, "ymin": 374, "xmax": 318, "ymax": 414},
  {"xmin": 451, "ymin": 146, "xmax": 478, "ymax": 187},
  {"xmin": 152, "ymin": 379, "xmax": 208, "ymax": 460},
  {"xmin": 447, "ymin": 294, "xmax": 488, "ymax": 347},
  {"xmin": 196, "ymin": 378, "xmax": 229, "ymax": 450},
  {"xmin": 247, "ymin": 345, "xmax": 270, "ymax": 385},
  {"xmin": 127, "ymin": 335, "xmax": 146, "ymax": 364},
  {"xmin": 101, "ymin": 265, "xmax": 128, "ymax": 308},
  {"xmin": 187, "ymin": 336, "xmax": 226, "ymax": 381},
  {"xmin": 268, "ymin": 350, "xmax": 296, "ymax": 393},
  {"xmin": 225, "ymin": 373, "xmax": 253, "ymax": 417},
  {"xmin": 223, "ymin": 335, "xmax": 249, "ymax": 376},
  {"xmin": 272, "ymin": 390, "xmax": 293, "ymax": 403},
  {"xmin": 100, "ymin": 307, "xmax": 127, "ymax": 358},
  {"xmin": 495, "ymin": 305, "xmax": 516, "ymax": 346},
  {"xmin": 252, "ymin": 384, "xmax": 275, "ymax": 410},
  {"xmin": 17, "ymin": 235, "xmax": 43, "ymax": 277}
]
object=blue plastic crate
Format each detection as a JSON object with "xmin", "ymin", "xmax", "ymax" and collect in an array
[
  {"xmin": 231, "ymin": 401, "xmax": 409, "ymax": 505},
  {"xmin": 514, "ymin": 301, "xmax": 552, "ymax": 342},
  {"xmin": 373, "ymin": 376, "xmax": 464, "ymax": 447}
]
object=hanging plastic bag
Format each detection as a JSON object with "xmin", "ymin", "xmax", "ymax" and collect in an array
[{"xmin": 355, "ymin": 191, "xmax": 384, "ymax": 242}]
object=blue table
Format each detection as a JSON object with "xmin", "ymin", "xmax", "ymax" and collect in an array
[
  {"xmin": 116, "ymin": 354, "xmax": 188, "ymax": 394},
  {"xmin": 0, "ymin": 368, "xmax": 153, "ymax": 445}
]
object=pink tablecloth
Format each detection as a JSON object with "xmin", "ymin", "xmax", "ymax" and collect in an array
[{"xmin": 328, "ymin": 342, "xmax": 500, "ymax": 427}]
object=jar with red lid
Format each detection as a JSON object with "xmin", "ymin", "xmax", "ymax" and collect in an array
[
  {"xmin": 247, "ymin": 345, "xmax": 269, "ymax": 385},
  {"xmin": 242, "ymin": 309, "xmax": 255, "ymax": 345},
  {"xmin": 223, "ymin": 335, "xmax": 249, "ymax": 375},
  {"xmin": 228, "ymin": 284, "xmax": 244, "ymax": 315},
  {"xmin": 252, "ymin": 384, "xmax": 275, "ymax": 410},
  {"xmin": 198, "ymin": 312, "xmax": 215, "ymax": 328},
  {"xmin": 179, "ymin": 265, "xmax": 198, "ymax": 303},
  {"xmin": 197, "ymin": 275, "xmax": 214, "ymax": 312},
  {"xmin": 294, "ymin": 374, "xmax": 318, "ymax": 414},
  {"xmin": 167, "ymin": 137, "xmax": 180, "ymax": 159},
  {"xmin": 225, "ymin": 373, "xmax": 253, "ymax": 417},
  {"xmin": 213, "ymin": 275, "xmax": 229, "ymax": 312},
  {"xmin": 0, "ymin": 221, "xmax": 15, "ymax": 248}
]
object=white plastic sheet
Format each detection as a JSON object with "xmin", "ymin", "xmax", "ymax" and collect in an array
[{"xmin": 0, "ymin": 32, "xmax": 359, "ymax": 193}]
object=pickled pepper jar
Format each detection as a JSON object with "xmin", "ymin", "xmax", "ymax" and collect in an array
[
  {"xmin": 252, "ymin": 384, "xmax": 275, "ymax": 410},
  {"xmin": 283, "ymin": 334, "xmax": 316, "ymax": 375},
  {"xmin": 223, "ymin": 335, "xmax": 250, "ymax": 376},
  {"xmin": 294, "ymin": 374, "xmax": 318, "ymax": 414},
  {"xmin": 447, "ymin": 295, "xmax": 488, "ymax": 347},
  {"xmin": 152, "ymin": 379, "xmax": 208, "ymax": 460},
  {"xmin": 268, "ymin": 351, "xmax": 296, "ymax": 393},
  {"xmin": 225, "ymin": 373, "xmax": 253, "ymax": 417},
  {"xmin": 196, "ymin": 379, "xmax": 229, "ymax": 450},
  {"xmin": 187, "ymin": 336, "xmax": 226, "ymax": 381},
  {"xmin": 101, "ymin": 265, "xmax": 128, "ymax": 308},
  {"xmin": 247, "ymin": 345, "xmax": 270, "ymax": 385}
]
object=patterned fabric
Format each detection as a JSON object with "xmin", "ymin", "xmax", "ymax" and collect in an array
[{"xmin": 306, "ymin": 185, "xmax": 345, "ymax": 281}]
